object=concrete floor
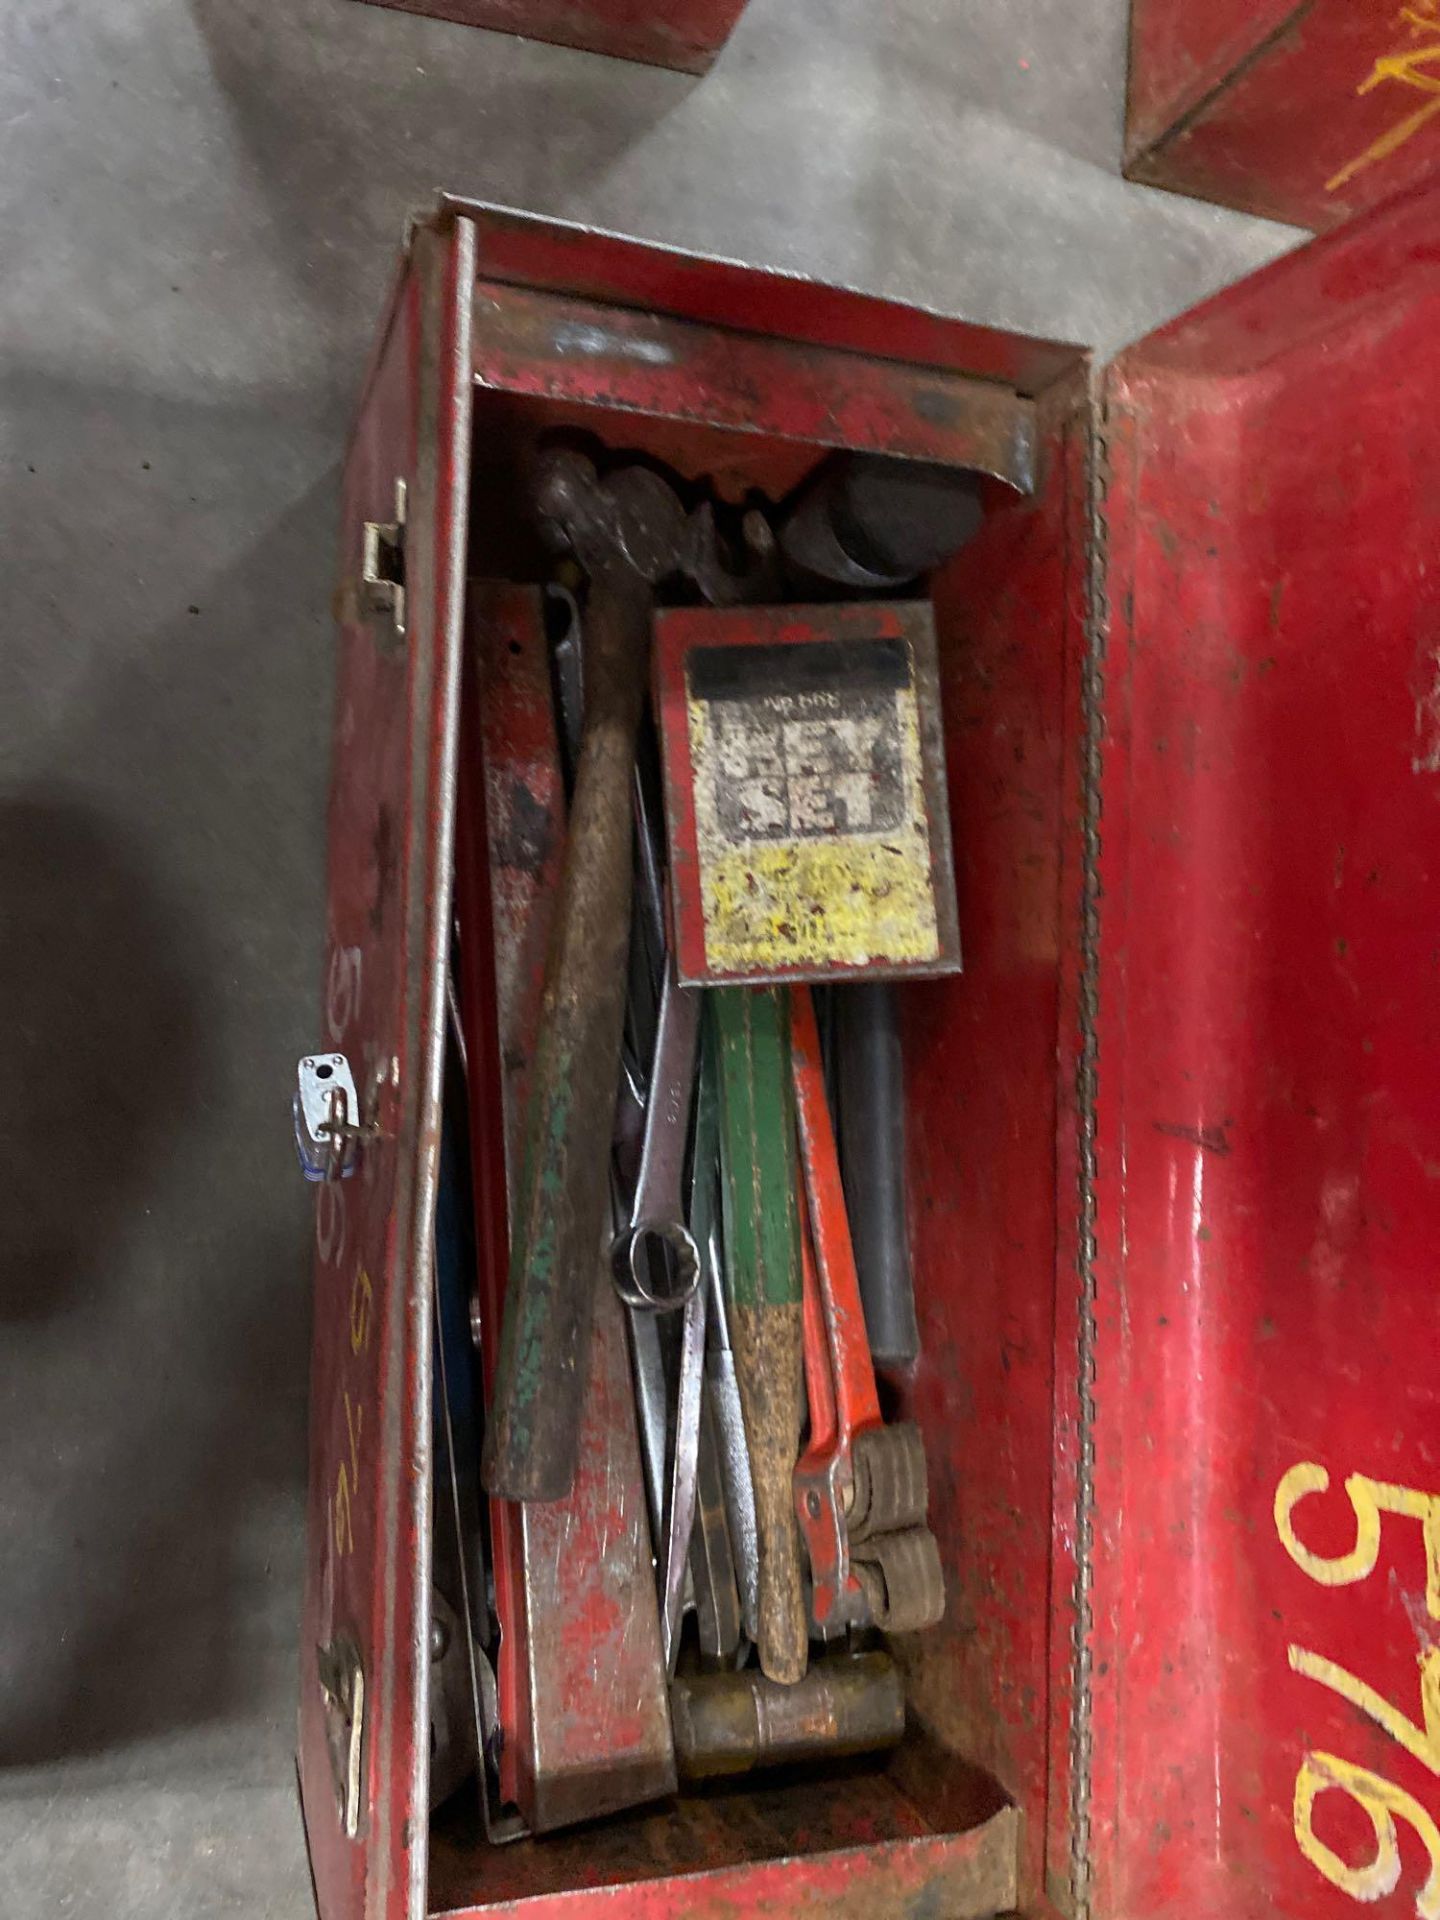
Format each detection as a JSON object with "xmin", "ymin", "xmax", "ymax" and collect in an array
[{"xmin": 0, "ymin": 2, "xmax": 1295, "ymax": 1914}]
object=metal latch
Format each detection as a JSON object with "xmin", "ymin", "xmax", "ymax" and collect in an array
[
  {"xmin": 317, "ymin": 1634, "xmax": 366, "ymax": 1839},
  {"xmin": 294, "ymin": 1053, "xmax": 376, "ymax": 1182},
  {"xmin": 360, "ymin": 477, "xmax": 407, "ymax": 638}
]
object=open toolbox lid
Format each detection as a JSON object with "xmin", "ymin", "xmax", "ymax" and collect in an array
[{"xmin": 299, "ymin": 180, "xmax": 1440, "ymax": 1920}]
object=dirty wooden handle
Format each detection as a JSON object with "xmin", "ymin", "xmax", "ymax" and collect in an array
[
  {"xmin": 714, "ymin": 986, "xmax": 808, "ymax": 1684},
  {"xmin": 482, "ymin": 569, "xmax": 650, "ymax": 1502}
]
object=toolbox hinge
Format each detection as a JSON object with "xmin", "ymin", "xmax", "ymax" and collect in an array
[{"xmin": 359, "ymin": 477, "xmax": 408, "ymax": 642}]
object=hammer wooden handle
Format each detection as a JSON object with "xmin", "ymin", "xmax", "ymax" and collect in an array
[{"xmin": 482, "ymin": 568, "xmax": 650, "ymax": 1502}]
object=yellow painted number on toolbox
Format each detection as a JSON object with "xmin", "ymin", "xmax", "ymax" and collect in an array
[
  {"xmin": 1290, "ymin": 1644, "xmax": 1440, "ymax": 1775},
  {"xmin": 1275, "ymin": 1462, "xmax": 1440, "ymax": 1617},
  {"xmin": 1277, "ymin": 1462, "xmax": 1440, "ymax": 1914},
  {"xmin": 349, "ymin": 1264, "xmax": 373, "ymax": 1357},
  {"xmin": 331, "ymin": 1267, "xmax": 374, "ymax": 1559},
  {"xmin": 1328, "ymin": 6, "xmax": 1440, "ymax": 195},
  {"xmin": 1294, "ymin": 1751, "xmax": 1440, "ymax": 1919}
]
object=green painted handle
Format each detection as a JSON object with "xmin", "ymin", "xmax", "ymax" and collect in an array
[{"xmin": 713, "ymin": 987, "xmax": 808, "ymax": 1685}]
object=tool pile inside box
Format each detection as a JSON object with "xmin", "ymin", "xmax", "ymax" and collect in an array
[{"xmin": 439, "ymin": 439, "xmax": 977, "ymax": 1837}]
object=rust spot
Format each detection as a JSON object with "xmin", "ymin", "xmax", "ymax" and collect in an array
[
  {"xmin": 495, "ymin": 780, "xmax": 556, "ymax": 879},
  {"xmin": 1153, "ymin": 1120, "xmax": 1231, "ymax": 1155}
]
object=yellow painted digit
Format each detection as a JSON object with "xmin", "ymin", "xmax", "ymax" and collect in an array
[
  {"xmin": 1291, "ymin": 1644, "xmax": 1440, "ymax": 1774},
  {"xmin": 343, "ymin": 1389, "xmax": 364, "ymax": 1492},
  {"xmin": 349, "ymin": 1267, "xmax": 373, "ymax": 1357},
  {"xmin": 1295, "ymin": 1750, "xmax": 1440, "ymax": 1918},
  {"xmin": 1275, "ymin": 1463, "xmax": 1440, "ymax": 1618},
  {"xmin": 1327, "ymin": 39, "xmax": 1440, "ymax": 194},
  {"xmin": 334, "ymin": 1464, "xmax": 354, "ymax": 1557}
]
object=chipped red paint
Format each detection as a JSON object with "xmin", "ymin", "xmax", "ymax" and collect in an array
[
  {"xmin": 1085, "ymin": 178, "xmax": 1440, "ymax": 1916},
  {"xmin": 1127, "ymin": 0, "xmax": 1440, "ymax": 229},
  {"xmin": 453, "ymin": 199, "xmax": 1082, "ymax": 399},
  {"xmin": 301, "ymin": 218, "xmax": 476, "ymax": 1920},
  {"xmin": 431, "ymin": 1804, "xmax": 1019, "ymax": 1917},
  {"xmin": 349, "ymin": 0, "xmax": 748, "ymax": 74},
  {"xmin": 455, "ymin": 585, "xmax": 673, "ymax": 1834},
  {"xmin": 472, "ymin": 280, "xmax": 1039, "ymax": 489}
]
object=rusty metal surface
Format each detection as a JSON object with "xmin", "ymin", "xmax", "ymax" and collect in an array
[
  {"xmin": 456, "ymin": 582, "xmax": 675, "ymax": 1832},
  {"xmin": 349, "ymin": 0, "xmax": 747, "ymax": 73},
  {"xmin": 472, "ymin": 280, "xmax": 1040, "ymax": 493},
  {"xmin": 1126, "ymin": 0, "xmax": 1440, "ymax": 229},
  {"xmin": 429, "ymin": 1796, "xmax": 1019, "ymax": 1917},
  {"xmin": 670, "ymin": 1654, "xmax": 905, "ymax": 1782},
  {"xmin": 450, "ymin": 200, "xmax": 1083, "ymax": 402},
  {"xmin": 300, "ymin": 217, "xmax": 478, "ymax": 1920}
]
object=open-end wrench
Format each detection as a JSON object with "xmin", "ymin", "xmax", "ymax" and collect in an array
[
  {"xmin": 618, "ymin": 965, "xmax": 728, "ymax": 1672},
  {"xmin": 612, "ymin": 959, "xmax": 702, "ymax": 1313},
  {"xmin": 790, "ymin": 983, "xmax": 944, "ymax": 1637}
]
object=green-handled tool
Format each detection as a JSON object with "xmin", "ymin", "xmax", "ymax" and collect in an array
[{"xmin": 713, "ymin": 986, "xmax": 808, "ymax": 1685}]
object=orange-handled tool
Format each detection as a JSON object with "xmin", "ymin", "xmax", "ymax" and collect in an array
[{"xmin": 790, "ymin": 984, "xmax": 944, "ymax": 1637}]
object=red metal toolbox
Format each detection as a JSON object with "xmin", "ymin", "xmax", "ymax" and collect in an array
[
  {"xmin": 300, "ymin": 184, "xmax": 1440, "ymax": 1919},
  {"xmin": 349, "ymin": 0, "xmax": 747, "ymax": 74},
  {"xmin": 1126, "ymin": 0, "xmax": 1440, "ymax": 229}
]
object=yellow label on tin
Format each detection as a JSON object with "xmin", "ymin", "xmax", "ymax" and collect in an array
[{"xmin": 687, "ymin": 635, "xmax": 940, "ymax": 975}]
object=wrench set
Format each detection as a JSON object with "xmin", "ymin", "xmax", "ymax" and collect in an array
[{"xmin": 449, "ymin": 439, "xmax": 975, "ymax": 1833}]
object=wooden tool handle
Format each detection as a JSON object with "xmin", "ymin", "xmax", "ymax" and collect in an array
[
  {"xmin": 714, "ymin": 987, "xmax": 808, "ymax": 1685},
  {"xmin": 482, "ymin": 569, "xmax": 650, "ymax": 1502}
]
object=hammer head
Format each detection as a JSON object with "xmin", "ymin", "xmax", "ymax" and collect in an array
[{"xmin": 533, "ymin": 449, "xmax": 689, "ymax": 585}]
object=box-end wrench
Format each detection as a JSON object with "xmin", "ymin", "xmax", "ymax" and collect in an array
[{"xmin": 612, "ymin": 961, "xmax": 702, "ymax": 1315}]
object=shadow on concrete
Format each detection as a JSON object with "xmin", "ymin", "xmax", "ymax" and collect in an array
[
  {"xmin": 0, "ymin": 363, "xmax": 335, "ymax": 1770},
  {"xmin": 187, "ymin": 0, "xmax": 694, "ymax": 349}
]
